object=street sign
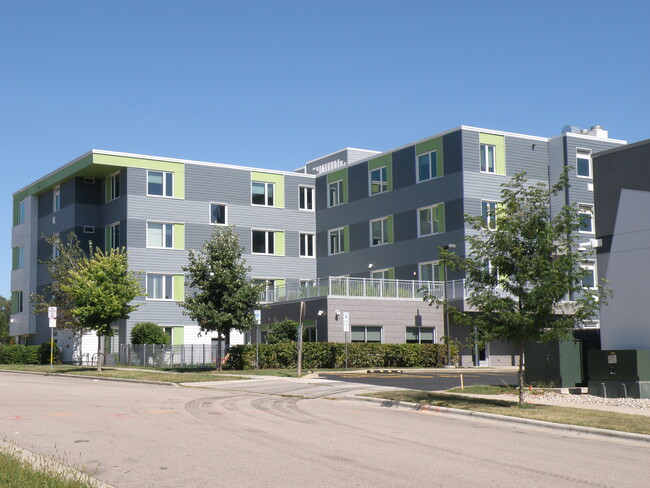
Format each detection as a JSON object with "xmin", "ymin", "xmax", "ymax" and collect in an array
[
  {"xmin": 49, "ymin": 318, "xmax": 56, "ymax": 328},
  {"xmin": 343, "ymin": 311, "xmax": 350, "ymax": 332},
  {"xmin": 48, "ymin": 307, "xmax": 57, "ymax": 319},
  {"xmin": 254, "ymin": 309, "xmax": 261, "ymax": 325}
]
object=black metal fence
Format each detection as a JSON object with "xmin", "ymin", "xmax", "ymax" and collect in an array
[{"xmin": 116, "ymin": 343, "xmax": 228, "ymax": 368}]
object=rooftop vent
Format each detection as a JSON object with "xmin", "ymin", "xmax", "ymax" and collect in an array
[{"xmin": 562, "ymin": 125, "xmax": 609, "ymax": 139}]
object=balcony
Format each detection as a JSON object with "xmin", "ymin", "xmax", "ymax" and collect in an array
[{"xmin": 259, "ymin": 276, "xmax": 466, "ymax": 304}]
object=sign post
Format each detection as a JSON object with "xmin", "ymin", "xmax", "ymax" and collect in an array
[
  {"xmin": 48, "ymin": 307, "xmax": 57, "ymax": 369},
  {"xmin": 343, "ymin": 312, "xmax": 350, "ymax": 370},
  {"xmin": 297, "ymin": 301, "xmax": 305, "ymax": 377},
  {"xmin": 254, "ymin": 310, "xmax": 261, "ymax": 370}
]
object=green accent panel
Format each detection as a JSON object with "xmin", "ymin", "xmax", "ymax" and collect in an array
[
  {"xmin": 304, "ymin": 319, "xmax": 316, "ymax": 327},
  {"xmin": 11, "ymin": 291, "xmax": 21, "ymax": 314},
  {"xmin": 93, "ymin": 153, "xmax": 185, "ymax": 199},
  {"xmin": 11, "ymin": 248, "xmax": 18, "ymax": 270},
  {"xmin": 387, "ymin": 268, "xmax": 395, "ymax": 280},
  {"xmin": 416, "ymin": 137, "xmax": 444, "ymax": 177},
  {"xmin": 274, "ymin": 231, "xmax": 285, "ymax": 256},
  {"xmin": 437, "ymin": 203, "xmax": 446, "ymax": 233},
  {"xmin": 251, "ymin": 171, "xmax": 285, "ymax": 208},
  {"xmin": 479, "ymin": 133, "xmax": 506, "ymax": 175},
  {"xmin": 173, "ymin": 275, "xmax": 185, "ymax": 301},
  {"xmin": 343, "ymin": 226, "xmax": 350, "ymax": 252},
  {"xmin": 172, "ymin": 326, "xmax": 184, "ymax": 346},
  {"xmin": 327, "ymin": 168, "xmax": 348, "ymax": 204},
  {"xmin": 369, "ymin": 154, "xmax": 393, "ymax": 192},
  {"xmin": 104, "ymin": 226, "xmax": 109, "ymax": 252},
  {"xmin": 387, "ymin": 215, "xmax": 394, "ymax": 243},
  {"xmin": 173, "ymin": 224, "xmax": 185, "ymax": 250},
  {"xmin": 275, "ymin": 279, "xmax": 285, "ymax": 288},
  {"xmin": 12, "ymin": 201, "xmax": 20, "ymax": 226}
]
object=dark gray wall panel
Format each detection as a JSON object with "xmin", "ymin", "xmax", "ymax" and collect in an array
[
  {"xmin": 349, "ymin": 221, "xmax": 368, "ymax": 252},
  {"xmin": 74, "ymin": 177, "xmax": 102, "ymax": 205},
  {"xmin": 443, "ymin": 130, "xmax": 463, "ymax": 175},
  {"xmin": 348, "ymin": 162, "xmax": 368, "ymax": 202},
  {"xmin": 392, "ymin": 145, "xmax": 416, "ymax": 190}
]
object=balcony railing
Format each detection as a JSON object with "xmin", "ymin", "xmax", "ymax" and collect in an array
[{"xmin": 259, "ymin": 276, "xmax": 466, "ymax": 304}]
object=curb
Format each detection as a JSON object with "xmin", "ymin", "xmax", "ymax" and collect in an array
[
  {"xmin": 348, "ymin": 395, "xmax": 650, "ymax": 444},
  {"xmin": 0, "ymin": 368, "xmax": 178, "ymax": 387},
  {"xmin": 366, "ymin": 369, "xmax": 403, "ymax": 374}
]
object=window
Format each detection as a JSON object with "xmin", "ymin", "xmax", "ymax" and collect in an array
[
  {"xmin": 578, "ymin": 205, "xmax": 594, "ymax": 233},
  {"xmin": 12, "ymin": 246, "xmax": 24, "ymax": 270},
  {"xmin": 418, "ymin": 204, "xmax": 444, "ymax": 237},
  {"xmin": 107, "ymin": 172, "xmax": 121, "ymax": 201},
  {"xmin": 83, "ymin": 226, "xmax": 95, "ymax": 234},
  {"xmin": 581, "ymin": 261, "xmax": 597, "ymax": 289},
  {"xmin": 210, "ymin": 203, "xmax": 227, "ymax": 225},
  {"xmin": 351, "ymin": 326, "xmax": 382, "ymax": 343},
  {"xmin": 147, "ymin": 222, "xmax": 174, "ymax": 248},
  {"xmin": 329, "ymin": 228, "xmax": 346, "ymax": 255},
  {"xmin": 419, "ymin": 261, "xmax": 443, "ymax": 282},
  {"xmin": 11, "ymin": 291, "xmax": 23, "ymax": 314},
  {"xmin": 147, "ymin": 170, "xmax": 173, "ymax": 197},
  {"xmin": 299, "ymin": 186, "xmax": 314, "ymax": 210},
  {"xmin": 406, "ymin": 327, "xmax": 435, "ymax": 344},
  {"xmin": 482, "ymin": 201, "xmax": 498, "ymax": 230},
  {"xmin": 576, "ymin": 149, "xmax": 592, "ymax": 178},
  {"xmin": 370, "ymin": 217, "xmax": 390, "ymax": 246},
  {"xmin": 480, "ymin": 144, "xmax": 496, "ymax": 173},
  {"xmin": 369, "ymin": 166, "xmax": 388, "ymax": 195},
  {"xmin": 52, "ymin": 234, "xmax": 60, "ymax": 259},
  {"xmin": 299, "ymin": 233, "xmax": 315, "ymax": 257},
  {"xmin": 371, "ymin": 269, "xmax": 392, "ymax": 280},
  {"xmin": 17, "ymin": 200, "xmax": 25, "ymax": 225},
  {"xmin": 107, "ymin": 223, "xmax": 120, "ymax": 250},
  {"xmin": 147, "ymin": 274, "xmax": 174, "ymax": 300},
  {"xmin": 252, "ymin": 230, "xmax": 275, "ymax": 254},
  {"xmin": 252, "ymin": 181, "xmax": 274, "ymax": 206},
  {"xmin": 329, "ymin": 180, "xmax": 343, "ymax": 207},
  {"xmin": 53, "ymin": 186, "xmax": 61, "ymax": 211},
  {"xmin": 418, "ymin": 151, "xmax": 438, "ymax": 182}
]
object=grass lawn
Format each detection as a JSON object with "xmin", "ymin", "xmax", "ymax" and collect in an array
[
  {"xmin": 0, "ymin": 447, "xmax": 94, "ymax": 488},
  {"xmin": 367, "ymin": 390, "xmax": 650, "ymax": 436}
]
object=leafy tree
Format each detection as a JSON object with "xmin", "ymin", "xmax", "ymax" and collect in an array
[
  {"xmin": 131, "ymin": 322, "xmax": 170, "ymax": 345},
  {"xmin": 180, "ymin": 226, "xmax": 264, "ymax": 369},
  {"xmin": 59, "ymin": 244, "xmax": 143, "ymax": 371},
  {"xmin": 0, "ymin": 296, "xmax": 10, "ymax": 344},
  {"xmin": 427, "ymin": 171, "xmax": 608, "ymax": 404},
  {"xmin": 267, "ymin": 319, "xmax": 298, "ymax": 344}
]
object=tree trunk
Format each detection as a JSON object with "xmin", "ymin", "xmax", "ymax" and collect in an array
[
  {"xmin": 216, "ymin": 335, "xmax": 222, "ymax": 371},
  {"xmin": 517, "ymin": 343, "xmax": 525, "ymax": 405}
]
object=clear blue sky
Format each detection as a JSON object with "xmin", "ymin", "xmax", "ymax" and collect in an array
[{"xmin": 1, "ymin": 0, "xmax": 649, "ymax": 296}]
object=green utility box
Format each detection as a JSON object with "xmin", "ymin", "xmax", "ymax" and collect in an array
[
  {"xmin": 524, "ymin": 340, "xmax": 584, "ymax": 388},
  {"xmin": 587, "ymin": 350, "xmax": 650, "ymax": 399}
]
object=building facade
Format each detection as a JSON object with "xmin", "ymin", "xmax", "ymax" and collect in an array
[{"xmin": 10, "ymin": 125, "xmax": 625, "ymax": 365}]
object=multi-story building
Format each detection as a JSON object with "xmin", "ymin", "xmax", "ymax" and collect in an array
[{"xmin": 10, "ymin": 125, "xmax": 625, "ymax": 365}]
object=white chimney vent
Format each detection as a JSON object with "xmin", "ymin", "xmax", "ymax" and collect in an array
[{"xmin": 587, "ymin": 125, "xmax": 609, "ymax": 138}]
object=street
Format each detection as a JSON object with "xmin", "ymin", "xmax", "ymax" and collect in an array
[{"xmin": 0, "ymin": 372, "xmax": 648, "ymax": 487}]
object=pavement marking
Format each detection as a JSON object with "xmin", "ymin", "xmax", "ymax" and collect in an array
[{"xmin": 3, "ymin": 415, "xmax": 29, "ymax": 421}]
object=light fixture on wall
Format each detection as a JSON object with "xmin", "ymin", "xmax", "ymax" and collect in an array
[
  {"xmin": 335, "ymin": 310, "xmax": 340, "ymax": 317},
  {"xmin": 317, "ymin": 310, "xmax": 325, "ymax": 316}
]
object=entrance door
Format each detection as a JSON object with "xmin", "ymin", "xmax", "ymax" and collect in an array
[{"xmin": 479, "ymin": 343, "xmax": 490, "ymax": 367}]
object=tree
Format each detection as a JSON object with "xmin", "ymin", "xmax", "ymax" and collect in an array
[
  {"xmin": 58, "ymin": 244, "xmax": 143, "ymax": 371},
  {"xmin": 427, "ymin": 171, "xmax": 608, "ymax": 404},
  {"xmin": 181, "ymin": 226, "xmax": 264, "ymax": 369},
  {"xmin": 0, "ymin": 296, "xmax": 10, "ymax": 344},
  {"xmin": 267, "ymin": 319, "xmax": 298, "ymax": 344},
  {"xmin": 131, "ymin": 322, "xmax": 170, "ymax": 345}
]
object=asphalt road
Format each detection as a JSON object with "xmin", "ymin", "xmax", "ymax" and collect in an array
[
  {"xmin": 1, "ymin": 372, "xmax": 648, "ymax": 488},
  {"xmin": 319, "ymin": 369, "xmax": 520, "ymax": 391}
]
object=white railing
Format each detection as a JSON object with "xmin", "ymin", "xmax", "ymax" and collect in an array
[{"xmin": 259, "ymin": 277, "xmax": 466, "ymax": 304}]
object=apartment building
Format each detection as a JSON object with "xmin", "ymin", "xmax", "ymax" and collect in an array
[{"xmin": 10, "ymin": 125, "xmax": 625, "ymax": 365}]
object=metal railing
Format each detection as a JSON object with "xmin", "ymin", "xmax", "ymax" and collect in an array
[
  {"xmin": 117, "ymin": 344, "xmax": 228, "ymax": 368},
  {"xmin": 260, "ymin": 277, "xmax": 467, "ymax": 304}
]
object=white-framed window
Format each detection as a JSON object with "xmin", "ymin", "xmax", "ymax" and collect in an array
[
  {"xmin": 147, "ymin": 274, "xmax": 174, "ymax": 300},
  {"xmin": 576, "ymin": 149, "xmax": 592, "ymax": 178},
  {"xmin": 328, "ymin": 180, "xmax": 343, "ymax": 207},
  {"xmin": 418, "ymin": 204, "xmax": 443, "ymax": 237},
  {"xmin": 83, "ymin": 226, "xmax": 95, "ymax": 234},
  {"xmin": 17, "ymin": 200, "xmax": 25, "ymax": 224},
  {"xmin": 107, "ymin": 171, "xmax": 121, "ymax": 201},
  {"xmin": 107, "ymin": 222, "xmax": 120, "ymax": 250},
  {"xmin": 417, "ymin": 151, "xmax": 438, "ymax": 182},
  {"xmin": 369, "ymin": 166, "xmax": 388, "ymax": 195},
  {"xmin": 371, "ymin": 269, "xmax": 391, "ymax": 280},
  {"xmin": 52, "ymin": 234, "xmax": 60, "ymax": 259},
  {"xmin": 482, "ymin": 201, "xmax": 499, "ymax": 230},
  {"xmin": 351, "ymin": 326, "xmax": 382, "ymax": 343},
  {"xmin": 419, "ymin": 261, "xmax": 443, "ymax": 282},
  {"xmin": 209, "ymin": 203, "xmax": 227, "ymax": 225},
  {"xmin": 53, "ymin": 185, "xmax": 61, "ymax": 211},
  {"xmin": 147, "ymin": 222, "xmax": 174, "ymax": 248},
  {"xmin": 12, "ymin": 246, "xmax": 24, "ymax": 270},
  {"xmin": 329, "ymin": 227, "xmax": 345, "ymax": 255},
  {"xmin": 370, "ymin": 217, "xmax": 390, "ymax": 246},
  {"xmin": 299, "ymin": 233, "xmax": 315, "ymax": 257},
  {"xmin": 299, "ymin": 186, "xmax": 314, "ymax": 210},
  {"xmin": 147, "ymin": 170, "xmax": 174, "ymax": 197},
  {"xmin": 406, "ymin": 327, "xmax": 435, "ymax": 344},
  {"xmin": 581, "ymin": 260, "xmax": 597, "ymax": 289},
  {"xmin": 11, "ymin": 290, "xmax": 23, "ymax": 314},
  {"xmin": 480, "ymin": 144, "xmax": 496, "ymax": 173},
  {"xmin": 578, "ymin": 204, "xmax": 594, "ymax": 234},
  {"xmin": 252, "ymin": 181, "xmax": 274, "ymax": 206},
  {"xmin": 252, "ymin": 230, "xmax": 276, "ymax": 254}
]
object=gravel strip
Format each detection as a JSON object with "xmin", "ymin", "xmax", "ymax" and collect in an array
[{"xmin": 538, "ymin": 392, "xmax": 650, "ymax": 409}]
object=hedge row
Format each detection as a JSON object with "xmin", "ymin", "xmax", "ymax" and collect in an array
[
  {"xmin": 0, "ymin": 344, "xmax": 59, "ymax": 365},
  {"xmin": 223, "ymin": 342, "xmax": 457, "ymax": 370}
]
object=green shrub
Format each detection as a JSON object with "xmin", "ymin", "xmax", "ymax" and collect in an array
[
  {"xmin": 223, "ymin": 342, "xmax": 457, "ymax": 370},
  {"xmin": 0, "ymin": 344, "xmax": 59, "ymax": 364},
  {"xmin": 131, "ymin": 322, "xmax": 170, "ymax": 345},
  {"xmin": 37, "ymin": 342, "xmax": 60, "ymax": 364},
  {"xmin": 0, "ymin": 345, "xmax": 27, "ymax": 364}
]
